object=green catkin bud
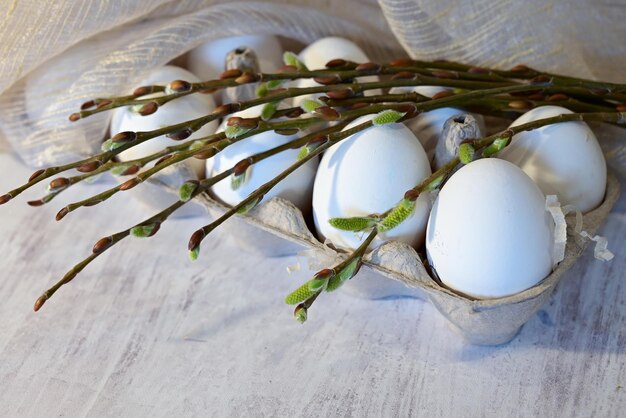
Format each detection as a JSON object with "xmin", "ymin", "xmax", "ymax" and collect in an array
[
  {"xmin": 294, "ymin": 305, "xmax": 307, "ymax": 323},
  {"xmin": 230, "ymin": 172, "xmax": 247, "ymax": 190},
  {"xmin": 130, "ymin": 223, "xmax": 159, "ymax": 238},
  {"xmin": 225, "ymin": 125, "xmax": 252, "ymax": 139},
  {"xmin": 458, "ymin": 143, "xmax": 475, "ymax": 164},
  {"xmin": 372, "ymin": 110, "xmax": 406, "ymax": 126},
  {"xmin": 189, "ymin": 247, "xmax": 200, "ymax": 261},
  {"xmin": 326, "ymin": 258, "xmax": 361, "ymax": 292},
  {"xmin": 256, "ymin": 83, "xmax": 269, "ymax": 97},
  {"xmin": 296, "ymin": 145, "xmax": 310, "ymax": 161},
  {"xmin": 261, "ymin": 101, "xmax": 280, "ymax": 121},
  {"xmin": 236, "ymin": 196, "xmax": 262, "ymax": 214},
  {"xmin": 297, "ymin": 137, "xmax": 326, "ymax": 160},
  {"xmin": 308, "ymin": 277, "xmax": 328, "ymax": 292},
  {"xmin": 423, "ymin": 175, "xmax": 445, "ymax": 191},
  {"xmin": 300, "ymin": 98, "xmax": 324, "ymax": 113},
  {"xmin": 179, "ymin": 181, "xmax": 199, "ymax": 202},
  {"xmin": 189, "ymin": 140, "xmax": 205, "ymax": 151},
  {"xmin": 110, "ymin": 165, "xmax": 125, "ymax": 176},
  {"xmin": 100, "ymin": 139, "xmax": 114, "ymax": 152},
  {"xmin": 328, "ymin": 216, "xmax": 377, "ymax": 232},
  {"xmin": 282, "ymin": 51, "xmax": 308, "ymax": 70},
  {"xmin": 325, "ymin": 275, "xmax": 344, "ymax": 292},
  {"xmin": 282, "ymin": 51, "xmax": 299, "ymax": 66},
  {"xmin": 266, "ymin": 80, "xmax": 284, "ymax": 89},
  {"xmin": 378, "ymin": 199, "xmax": 416, "ymax": 232},
  {"xmin": 285, "ymin": 281, "xmax": 318, "ymax": 305},
  {"xmin": 110, "ymin": 164, "xmax": 133, "ymax": 176}
]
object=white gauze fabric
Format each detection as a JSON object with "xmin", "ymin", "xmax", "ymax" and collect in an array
[{"xmin": 0, "ymin": 0, "xmax": 624, "ymax": 168}]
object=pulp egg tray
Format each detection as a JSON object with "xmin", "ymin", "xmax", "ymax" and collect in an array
[{"xmin": 191, "ymin": 174, "xmax": 619, "ymax": 345}]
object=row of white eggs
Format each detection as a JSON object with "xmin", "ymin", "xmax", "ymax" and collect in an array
[{"xmin": 110, "ymin": 36, "xmax": 607, "ymax": 300}]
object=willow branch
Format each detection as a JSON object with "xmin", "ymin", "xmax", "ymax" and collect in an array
[
  {"xmin": 54, "ymin": 117, "xmax": 325, "ymax": 220},
  {"xmin": 290, "ymin": 227, "xmax": 379, "ymax": 322},
  {"xmin": 32, "ymin": 120, "xmax": 354, "ymax": 310},
  {"xmin": 51, "ymin": 83, "xmax": 542, "ymax": 218},
  {"xmin": 72, "ymin": 58, "xmax": 626, "ymax": 120}
]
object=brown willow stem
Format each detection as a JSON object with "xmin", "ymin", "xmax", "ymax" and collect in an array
[
  {"xmin": 0, "ymin": 105, "xmax": 237, "ymax": 203},
  {"xmin": 28, "ymin": 132, "xmax": 225, "ymax": 206},
  {"xmin": 33, "ymin": 121, "xmax": 352, "ymax": 310},
  {"xmin": 34, "ymin": 198, "xmax": 186, "ymax": 312},
  {"xmin": 1, "ymin": 79, "xmax": 545, "ymax": 207},
  {"xmin": 387, "ymin": 59, "xmax": 626, "ymax": 96},
  {"xmin": 459, "ymin": 97, "xmax": 617, "ymax": 115},
  {"xmin": 74, "ymin": 57, "xmax": 626, "ymax": 119},
  {"xmin": 73, "ymin": 66, "xmax": 517, "ymax": 119},
  {"xmin": 29, "ymin": 106, "xmax": 306, "ymax": 206},
  {"xmin": 325, "ymin": 92, "xmax": 616, "ymax": 115},
  {"xmin": 52, "ymin": 97, "xmax": 444, "ymax": 219},
  {"xmin": 56, "ymin": 117, "xmax": 326, "ymax": 219},
  {"xmin": 54, "ymin": 85, "xmax": 551, "ymax": 219},
  {"xmin": 36, "ymin": 106, "xmax": 305, "ymax": 205},
  {"xmin": 18, "ymin": 84, "xmax": 547, "ymax": 210}
]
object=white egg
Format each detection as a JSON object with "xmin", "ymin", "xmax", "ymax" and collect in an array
[
  {"xmin": 209, "ymin": 106, "xmax": 318, "ymax": 211},
  {"xmin": 389, "ymin": 85, "xmax": 485, "ymax": 161},
  {"xmin": 426, "ymin": 159, "xmax": 554, "ymax": 299},
  {"xmin": 293, "ymin": 37, "xmax": 380, "ymax": 108},
  {"xmin": 313, "ymin": 115, "xmax": 432, "ymax": 250},
  {"xmin": 498, "ymin": 105, "xmax": 606, "ymax": 213},
  {"xmin": 187, "ymin": 35, "xmax": 283, "ymax": 81},
  {"xmin": 111, "ymin": 66, "xmax": 218, "ymax": 178},
  {"xmin": 299, "ymin": 37, "xmax": 370, "ymax": 69}
]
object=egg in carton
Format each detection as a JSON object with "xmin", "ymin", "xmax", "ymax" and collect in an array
[
  {"xmin": 187, "ymin": 171, "xmax": 619, "ymax": 345},
  {"xmin": 187, "ymin": 102, "xmax": 620, "ymax": 345}
]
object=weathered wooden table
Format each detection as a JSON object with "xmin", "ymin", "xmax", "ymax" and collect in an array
[{"xmin": 0, "ymin": 151, "xmax": 624, "ymax": 417}]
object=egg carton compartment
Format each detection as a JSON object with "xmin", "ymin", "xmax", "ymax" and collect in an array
[
  {"xmin": 119, "ymin": 160, "xmax": 618, "ymax": 344},
  {"xmin": 193, "ymin": 174, "xmax": 620, "ymax": 346}
]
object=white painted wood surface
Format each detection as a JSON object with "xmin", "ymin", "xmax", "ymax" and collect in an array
[{"xmin": 0, "ymin": 151, "xmax": 624, "ymax": 417}]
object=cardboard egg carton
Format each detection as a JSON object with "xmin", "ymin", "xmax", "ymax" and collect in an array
[{"xmin": 195, "ymin": 174, "xmax": 620, "ymax": 345}]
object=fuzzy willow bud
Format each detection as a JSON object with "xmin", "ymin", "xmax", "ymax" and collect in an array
[
  {"xmin": 285, "ymin": 281, "xmax": 318, "ymax": 305},
  {"xmin": 300, "ymin": 98, "xmax": 324, "ymax": 113},
  {"xmin": 372, "ymin": 109, "xmax": 406, "ymax": 126},
  {"xmin": 294, "ymin": 304, "xmax": 308, "ymax": 323},
  {"xmin": 231, "ymin": 159, "xmax": 251, "ymax": 190},
  {"xmin": 326, "ymin": 258, "xmax": 362, "ymax": 292},
  {"xmin": 236, "ymin": 196, "xmax": 263, "ymax": 214},
  {"xmin": 378, "ymin": 199, "xmax": 416, "ymax": 232},
  {"xmin": 459, "ymin": 143, "xmax": 475, "ymax": 164},
  {"xmin": 179, "ymin": 180, "xmax": 199, "ymax": 202},
  {"xmin": 225, "ymin": 125, "xmax": 252, "ymax": 139},
  {"xmin": 307, "ymin": 268, "xmax": 335, "ymax": 292},
  {"xmin": 328, "ymin": 216, "xmax": 377, "ymax": 232},
  {"xmin": 261, "ymin": 101, "xmax": 280, "ymax": 121},
  {"xmin": 282, "ymin": 51, "xmax": 307, "ymax": 70},
  {"xmin": 130, "ymin": 223, "xmax": 161, "ymax": 238}
]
